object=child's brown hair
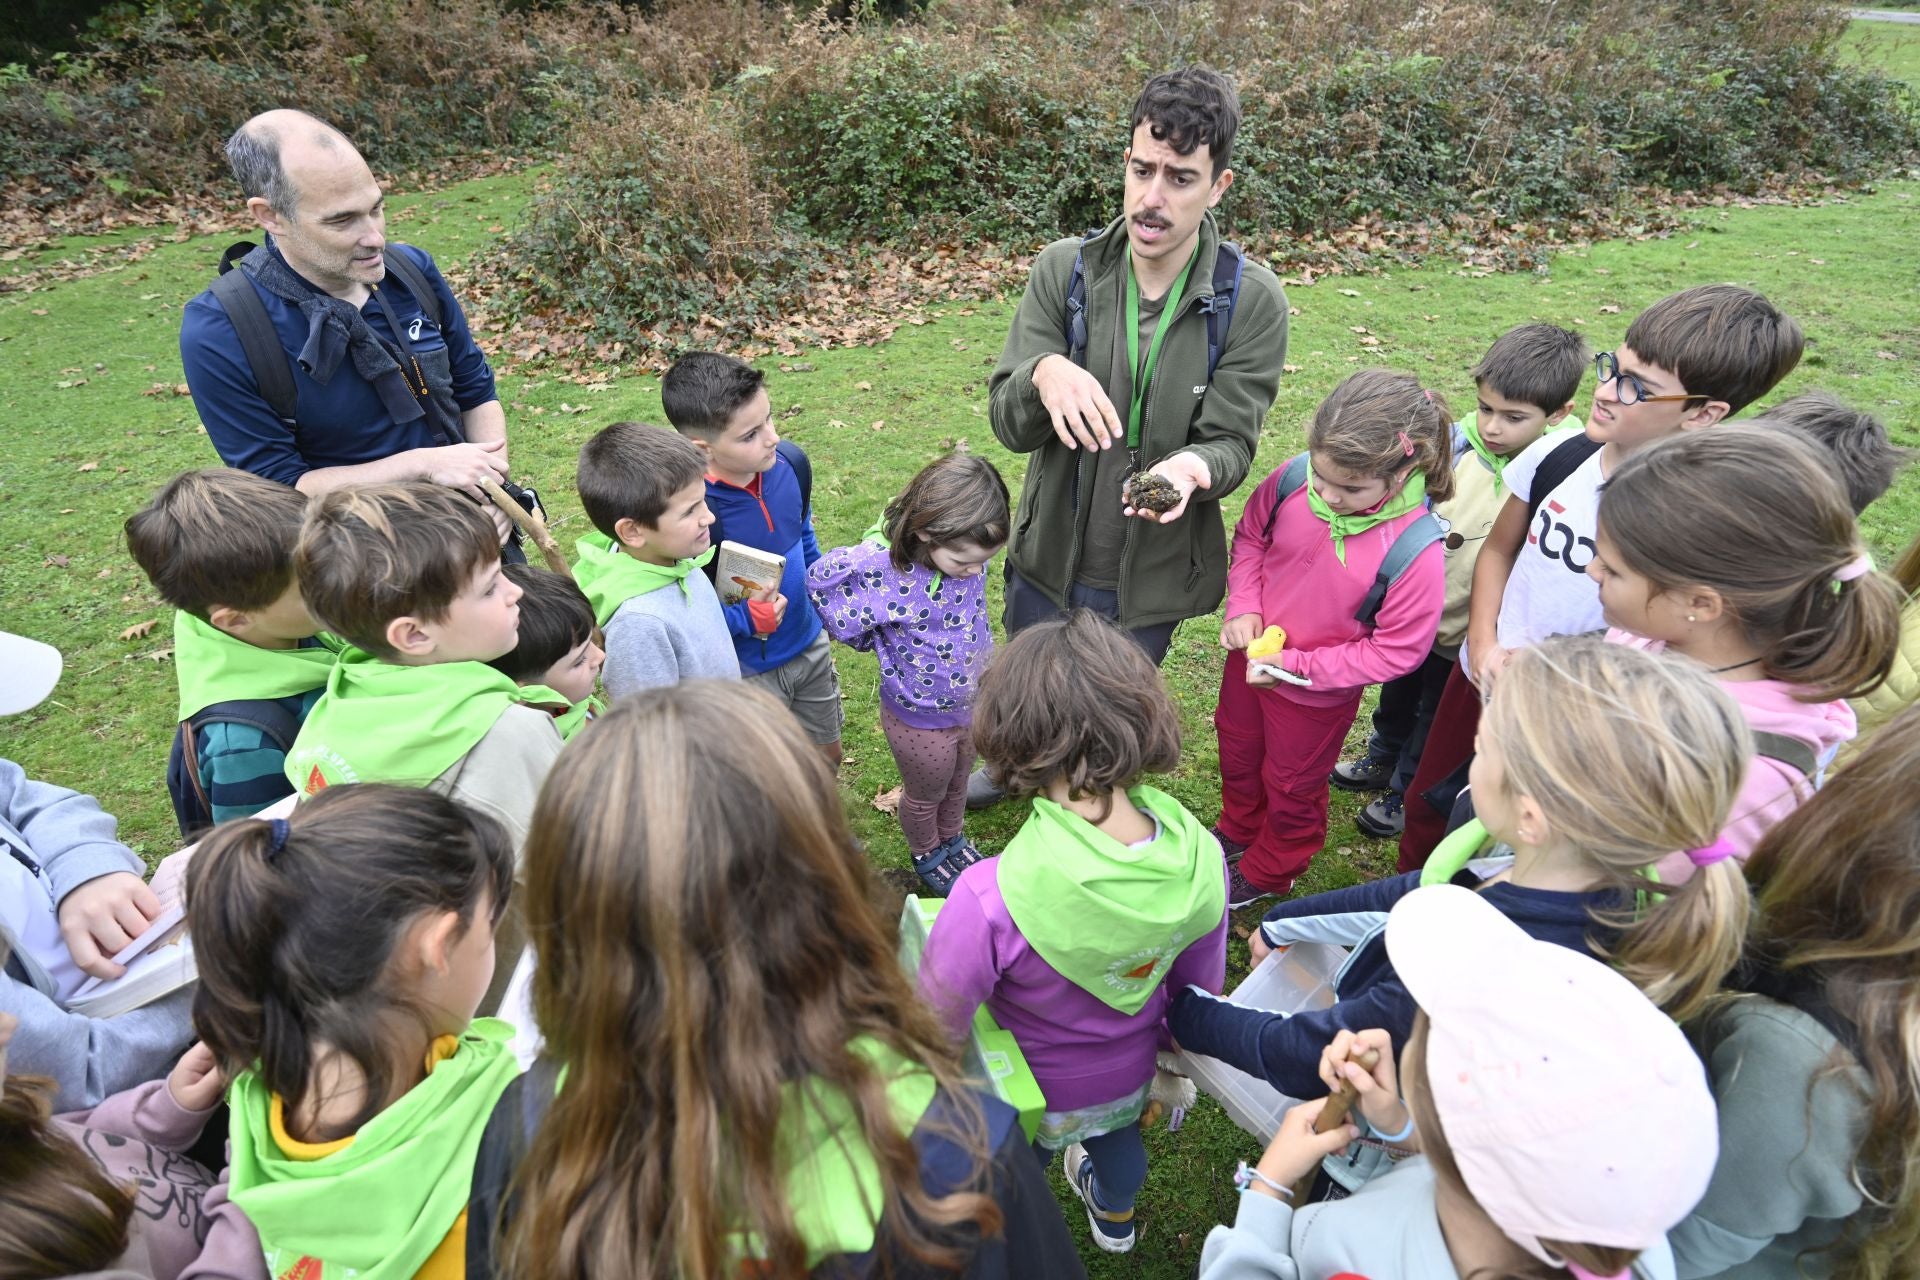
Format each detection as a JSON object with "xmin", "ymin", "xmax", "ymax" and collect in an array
[
  {"xmin": 188, "ymin": 783, "xmax": 513, "ymax": 1135},
  {"xmin": 1739, "ymin": 701, "xmax": 1920, "ymax": 1280},
  {"xmin": 485, "ymin": 563, "xmax": 595, "ymax": 684},
  {"xmin": 1482, "ymin": 636, "xmax": 1751, "ymax": 1022},
  {"xmin": 1751, "ymin": 390, "xmax": 1911, "ymax": 515},
  {"xmin": 124, "ymin": 468, "xmax": 308, "ymax": 619},
  {"xmin": 504, "ymin": 681, "xmax": 1000, "ymax": 1279},
  {"xmin": 0, "ymin": 1073, "xmax": 135, "ymax": 1277},
  {"xmin": 972, "ymin": 610, "xmax": 1181, "ymax": 819},
  {"xmin": 881, "ymin": 452, "xmax": 1011, "ymax": 574},
  {"xmin": 1599, "ymin": 424, "xmax": 1901, "ymax": 702},
  {"xmin": 659, "ymin": 351, "xmax": 765, "ymax": 439},
  {"xmin": 575, "ymin": 421, "xmax": 706, "ymax": 538},
  {"xmin": 1620, "ymin": 283, "xmax": 1803, "ymax": 415},
  {"xmin": 1307, "ymin": 367, "xmax": 1457, "ymax": 503},
  {"xmin": 295, "ymin": 482, "xmax": 500, "ymax": 658},
  {"xmin": 1472, "ymin": 323, "xmax": 1589, "ymax": 417}
]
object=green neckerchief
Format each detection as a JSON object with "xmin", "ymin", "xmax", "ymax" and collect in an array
[
  {"xmin": 551, "ymin": 693, "xmax": 606, "ymax": 741},
  {"xmin": 750, "ymin": 1035, "xmax": 939, "ymax": 1266},
  {"xmin": 861, "ymin": 514, "xmax": 943, "ymax": 597},
  {"xmin": 1421, "ymin": 817, "xmax": 1497, "ymax": 886},
  {"xmin": 573, "ymin": 531, "xmax": 717, "ymax": 625},
  {"xmin": 227, "ymin": 1018, "xmax": 522, "ymax": 1280},
  {"xmin": 1457, "ymin": 415, "xmax": 1585, "ymax": 496},
  {"xmin": 283, "ymin": 647, "xmax": 568, "ymax": 793},
  {"xmin": 1306, "ymin": 470, "xmax": 1428, "ymax": 565},
  {"xmin": 172, "ymin": 610, "xmax": 344, "ymax": 722},
  {"xmin": 998, "ymin": 786, "xmax": 1226, "ymax": 1015},
  {"xmin": 1124, "ymin": 242, "xmax": 1200, "ymax": 451}
]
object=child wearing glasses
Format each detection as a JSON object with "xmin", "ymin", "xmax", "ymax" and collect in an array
[{"xmin": 1397, "ymin": 284, "xmax": 1805, "ymax": 871}]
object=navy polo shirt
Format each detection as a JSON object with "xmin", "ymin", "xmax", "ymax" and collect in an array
[{"xmin": 179, "ymin": 242, "xmax": 499, "ymax": 485}]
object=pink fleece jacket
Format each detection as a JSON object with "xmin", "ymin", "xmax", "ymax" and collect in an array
[
  {"xmin": 1608, "ymin": 630, "xmax": 1857, "ymax": 882},
  {"xmin": 1224, "ymin": 470, "xmax": 1445, "ymax": 708}
]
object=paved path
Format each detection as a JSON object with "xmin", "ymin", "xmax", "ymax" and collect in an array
[{"xmin": 1854, "ymin": 8, "xmax": 1920, "ymax": 22}]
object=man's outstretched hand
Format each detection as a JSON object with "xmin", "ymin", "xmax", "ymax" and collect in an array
[
  {"xmin": 1034, "ymin": 354, "xmax": 1124, "ymax": 453},
  {"xmin": 1123, "ymin": 451, "xmax": 1212, "ymax": 524}
]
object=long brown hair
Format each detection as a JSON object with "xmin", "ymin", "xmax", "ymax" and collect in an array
[
  {"xmin": 187, "ymin": 784, "xmax": 514, "ymax": 1134},
  {"xmin": 1402, "ymin": 1014, "xmax": 1642, "ymax": 1279},
  {"xmin": 1482, "ymin": 637, "xmax": 1751, "ymax": 1022},
  {"xmin": 504, "ymin": 681, "xmax": 1001, "ymax": 1280},
  {"xmin": 1598, "ymin": 424, "xmax": 1902, "ymax": 702},
  {"xmin": 1308, "ymin": 367, "xmax": 1457, "ymax": 503},
  {"xmin": 882, "ymin": 452, "xmax": 1010, "ymax": 573},
  {"xmin": 0, "ymin": 1074, "xmax": 135, "ymax": 1278},
  {"xmin": 1739, "ymin": 701, "xmax": 1920, "ymax": 1279}
]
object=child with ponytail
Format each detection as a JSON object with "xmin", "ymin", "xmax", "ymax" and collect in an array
[
  {"xmin": 1592, "ymin": 424, "xmax": 1902, "ymax": 863},
  {"xmin": 473, "ymin": 681, "xmax": 1082, "ymax": 1280},
  {"xmin": 1174, "ymin": 636, "xmax": 1750, "ymax": 1195},
  {"xmin": 1671, "ymin": 701, "xmax": 1920, "ymax": 1280},
  {"xmin": 1199, "ymin": 884, "xmax": 1720, "ymax": 1280},
  {"xmin": 188, "ymin": 783, "xmax": 520, "ymax": 1279},
  {"xmin": 1215, "ymin": 368, "xmax": 1452, "ymax": 904}
]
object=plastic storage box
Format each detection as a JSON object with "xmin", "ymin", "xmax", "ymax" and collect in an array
[
  {"xmin": 898, "ymin": 895, "xmax": 1047, "ymax": 1142},
  {"xmin": 1173, "ymin": 941, "xmax": 1348, "ymax": 1140}
]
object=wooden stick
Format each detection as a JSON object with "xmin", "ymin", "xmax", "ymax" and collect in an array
[
  {"xmin": 480, "ymin": 477, "xmax": 570, "ymax": 578},
  {"xmin": 1289, "ymin": 1046, "xmax": 1381, "ymax": 1203}
]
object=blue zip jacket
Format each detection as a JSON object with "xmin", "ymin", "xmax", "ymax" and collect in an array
[
  {"xmin": 1168, "ymin": 868, "xmax": 1625, "ymax": 1100},
  {"xmin": 705, "ymin": 445, "xmax": 824, "ymax": 675}
]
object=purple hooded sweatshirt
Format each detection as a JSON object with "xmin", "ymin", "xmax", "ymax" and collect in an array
[{"xmin": 806, "ymin": 538, "xmax": 992, "ymax": 729}]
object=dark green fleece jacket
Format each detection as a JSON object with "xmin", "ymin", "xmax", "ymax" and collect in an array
[{"xmin": 988, "ymin": 213, "xmax": 1288, "ymax": 629}]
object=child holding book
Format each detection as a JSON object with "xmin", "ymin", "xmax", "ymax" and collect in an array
[
  {"xmin": 1331, "ymin": 324, "xmax": 1585, "ymax": 839},
  {"xmin": 1593, "ymin": 425, "xmax": 1901, "ymax": 863},
  {"xmin": 124, "ymin": 468, "xmax": 341, "ymax": 833},
  {"xmin": 919, "ymin": 610, "xmax": 1229, "ymax": 1255},
  {"xmin": 1198, "ymin": 884, "xmax": 1719, "ymax": 1280},
  {"xmin": 467, "ymin": 682, "xmax": 1084, "ymax": 1280},
  {"xmin": 1399, "ymin": 284, "xmax": 1804, "ymax": 869},
  {"xmin": 188, "ymin": 783, "xmax": 521, "ymax": 1279},
  {"xmin": 1216, "ymin": 368, "xmax": 1452, "ymax": 904},
  {"xmin": 572, "ymin": 421, "xmax": 740, "ymax": 697},
  {"xmin": 486, "ymin": 563, "xmax": 605, "ymax": 739},
  {"xmin": 663, "ymin": 352, "xmax": 842, "ymax": 766},
  {"xmin": 807, "ymin": 452, "xmax": 1010, "ymax": 894}
]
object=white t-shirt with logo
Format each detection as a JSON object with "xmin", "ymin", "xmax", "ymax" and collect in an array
[{"xmin": 1493, "ymin": 426, "xmax": 1608, "ymax": 651}]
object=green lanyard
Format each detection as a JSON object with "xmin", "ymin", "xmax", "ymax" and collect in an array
[{"xmin": 1124, "ymin": 242, "xmax": 1199, "ymax": 454}]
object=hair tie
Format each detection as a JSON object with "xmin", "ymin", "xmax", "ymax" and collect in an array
[
  {"xmin": 1831, "ymin": 552, "xmax": 1873, "ymax": 591},
  {"xmin": 266, "ymin": 817, "xmax": 291, "ymax": 862},
  {"xmin": 1566, "ymin": 1266, "xmax": 1629, "ymax": 1280},
  {"xmin": 1397, "ymin": 431, "xmax": 1415, "ymax": 457},
  {"xmin": 1422, "ymin": 388, "xmax": 1434, "ymax": 403},
  {"xmin": 1685, "ymin": 835, "xmax": 1739, "ymax": 869}
]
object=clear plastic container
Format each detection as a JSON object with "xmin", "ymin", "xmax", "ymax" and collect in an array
[
  {"xmin": 899, "ymin": 895, "xmax": 1047, "ymax": 1141},
  {"xmin": 1173, "ymin": 941, "xmax": 1347, "ymax": 1140}
]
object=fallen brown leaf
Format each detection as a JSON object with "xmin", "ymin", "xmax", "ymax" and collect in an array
[
  {"xmin": 871, "ymin": 785, "xmax": 903, "ymax": 815},
  {"xmin": 120, "ymin": 619, "xmax": 159, "ymax": 640},
  {"xmin": 44, "ymin": 554, "xmax": 70, "ymax": 568}
]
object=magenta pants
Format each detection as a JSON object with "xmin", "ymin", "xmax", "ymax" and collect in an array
[{"xmin": 881, "ymin": 705, "xmax": 973, "ymax": 857}]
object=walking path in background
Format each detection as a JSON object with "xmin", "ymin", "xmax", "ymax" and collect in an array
[{"xmin": 1855, "ymin": 9, "xmax": 1920, "ymax": 22}]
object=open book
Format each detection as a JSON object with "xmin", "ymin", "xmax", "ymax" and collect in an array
[{"xmin": 713, "ymin": 540, "xmax": 786, "ymax": 606}]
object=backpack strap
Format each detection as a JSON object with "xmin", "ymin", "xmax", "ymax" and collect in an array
[
  {"xmin": 1355, "ymin": 512, "xmax": 1444, "ymax": 629},
  {"xmin": 1751, "ymin": 729, "xmax": 1819, "ymax": 780},
  {"xmin": 210, "ymin": 250, "xmax": 299, "ymax": 425},
  {"xmin": 1061, "ymin": 225, "xmax": 1107, "ymax": 371},
  {"xmin": 1197, "ymin": 240, "xmax": 1243, "ymax": 381},
  {"xmin": 1524, "ymin": 433, "xmax": 1603, "ymax": 524},
  {"xmin": 776, "ymin": 439, "xmax": 813, "ymax": 516},
  {"xmin": 168, "ymin": 697, "xmax": 306, "ymax": 837},
  {"xmin": 379, "ymin": 244, "xmax": 443, "ymax": 328},
  {"xmin": 1260, "ymin": 452, "xmax": 1313, "ymax": 540}
]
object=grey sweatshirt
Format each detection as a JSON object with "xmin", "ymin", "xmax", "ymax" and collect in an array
[
  {"xmin": 1, "ymin": 758, "xmax": 195, "ymax": 1110},
  {"xmin": 601, "ymin": 572, "xmax": 741, "ymax": 700}
]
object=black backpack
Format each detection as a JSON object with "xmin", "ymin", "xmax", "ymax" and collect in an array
[
  {"xmin": 1524, "ymin": 432, "xmax": 1603, "ymax": 523},
  {"xmin": 701, "ymin": 439, "xmax": 814, "ymax": 587},
  {"xmin": 1063, "ymin": 227, "xmax": 1244, "ymax": 381},
  {"xmin": 1258, "ymin": 453, "xmax": 1444, "ymax": 629},
  {"xmin": 165, "ymin": 697, "xmax": 303, "ymax": 838},
  {"xmin": 210, "ymin": 241, "xmax": 443, "ymax": 427}
]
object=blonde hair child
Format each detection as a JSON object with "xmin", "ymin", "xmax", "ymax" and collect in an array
[{"xmin": 1171, "ymin": 637, "xmax": 1749, "ymax": 1152}]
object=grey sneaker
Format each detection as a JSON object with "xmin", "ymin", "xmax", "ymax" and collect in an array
[
  {"xmin": 964, "ymin": 766, "xmax": 1006, "ymax": 810},
  {"xmin": 1063, "ymin": 1142, "xmax": 1136, "ymax": 1253},
  {"xmin": 1329, "ymin": 751, "xmax": 1396, "ymax": 792},
  {"xmin": 1356, "ymin": 791, "xmax": 1406, "ymax": 839}
]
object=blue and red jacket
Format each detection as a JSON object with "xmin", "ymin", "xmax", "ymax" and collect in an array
[{"xmin": 705, "ymin": 444, "xmax": 824, "ymax": 674}]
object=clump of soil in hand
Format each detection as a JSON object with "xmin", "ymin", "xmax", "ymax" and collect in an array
[{"xmin": 1124, "ymin": 471, "xmax": 1183, "ymax": 514}]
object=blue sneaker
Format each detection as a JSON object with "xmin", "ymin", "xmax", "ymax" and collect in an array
[{"xmin": 1063, "ymin": 1143, "xmax": 1136, "ymax": 1253}]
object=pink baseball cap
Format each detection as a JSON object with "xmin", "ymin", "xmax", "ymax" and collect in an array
[{"xmin": 1385, "ymin": 883, "xmax": 1718, "ymax": 1267}]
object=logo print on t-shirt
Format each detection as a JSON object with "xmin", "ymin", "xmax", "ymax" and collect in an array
[{"xmin": 1529, "ymin": 498, "xmax": 1595, "ymax": 574}]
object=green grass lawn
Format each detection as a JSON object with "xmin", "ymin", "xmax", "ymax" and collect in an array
[
  {"xmin": 5, "ymin": 166, "xmax": 1919, "ymax": 1271},
  {"xmin": 1845, "ymin": 15, "xmax": 1920, "ymax": 86}
]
